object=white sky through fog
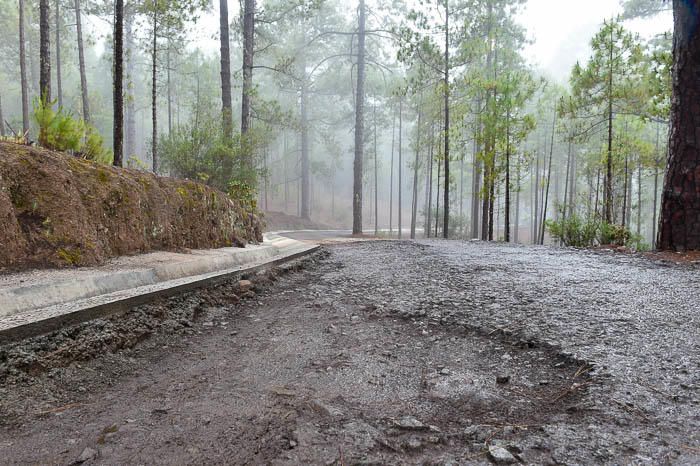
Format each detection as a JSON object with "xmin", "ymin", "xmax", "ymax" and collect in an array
[
  {"xmin": 94, "ymin": 0, "xmax": 673, "ymax": 85},
  {"xmin": 518, "ymin": 0, "xmax": 672, "ymax": 82}
]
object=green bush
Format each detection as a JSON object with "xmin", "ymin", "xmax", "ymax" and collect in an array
[
  {"xmin": 33, "ymin": 98, "xmax": 111, "ymax": 163},
  {"xmin": 547, "ymin": 210, "xmax": 646, "ymax": 250},
  {"xmin": 546, "ymin": 212, "xmax": 600, "ymax": 247},
  {"xmin": 158, "ymin": 116, "xmax": 241, "ymax": 191}
]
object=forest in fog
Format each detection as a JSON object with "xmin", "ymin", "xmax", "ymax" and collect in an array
[{"xmin": 0, "ymin": 0, "xmax": 673, "ymax": 249}]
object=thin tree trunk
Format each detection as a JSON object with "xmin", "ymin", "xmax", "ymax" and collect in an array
[
  {"xmin": 151, "ymin": 7, "xmax": 158, "ymax": 173},
  {"xmin": 75, "ymin": 0, "xmax": 90, "ymax": 122},
  {"xmin": 166, "ymin": 44, "xmax": 172, "ymax": 135},
  {"xmin": 398, "ymin": 97, "xmax": 403, "ymax": 238},
  {"xmin": 622, "ymin": 153, "xmax": 629, "ymax": 229},
  {"xmin": 374, "ymin": 104, "xmax": 379, "ymax": 235},
  {"xmin": 605, "ymin": 22, "xmax": 614, "ymax": 224},
  {"xmin": 515, "ymin": 162, "xmax": 520, "ymax": 243},
  {"xmin": 637, "ymin": 160, "xmax": 642, "ymax": 237},
  {"xmin": 471, "ymin": 99, "xmax": 482, "ymax": 239},
  {"xmin": 390, "ymin": 105, "xmax": 395, "ymax": 234},
  {"xmin": 426, "ymin": 124, "xmax": 434, "ymax": 237},
  {"xmin": 55, "ymin": 0, "xmax": 62, "ymax": 108},
  {"xmin": 125, "ymin": 10, "xmax": 136, "ymax": 158},
  {"xmin": 435, "ymin": 152, "xmax": 441, "ymax": 237},
  {"xmin": 113, "ymin": 0, "xmax": 124, "ymax": 167},
  {"xmin": 504, "ymin": 107, "xmax": 511, "ymax": 242},
  {"xmin": 410, "ymin": 100, "xmax": 423, "ymax": 239},
  {"xmin": 442, "ymin": 0, "xmax": 450, "ymax": 239},
  {"xmin": 241, "ymin": 0, "xmax": 255, "ymax": 178},
  {"xmin": 19, "ymin": 0, "xmax": 30, "ymax": 135},
  {"xmin": 352, "ymin": 0, "xmax": 366, "ymax": 235},
  {"xmin": 300, "ymin": 76, "xmax": 310, "ymax": 219},
  {"xmin": 39, "ymin": 0, "xmax": 51, "ymax": 104},
  {"xmin": 540, "ymin": 112, "xmax": 556, "ymax": 245},
  {"xmin": 594, "ymin": 167, "xmax": 602, "ymax": 219},
  {"xmin": 220, "ymin": 0, "xmax": 233, "ymax": 139},
  {"xmin": 652, "ymin": 123, "xmax": 661, "ymax": 245},
  {"xmin": 534, "ymin": 147, "xmax": 540, "ymax": 243},
  {"xmin": 561, "ymin": 135, "xmax": 573, "ymax": 245}
]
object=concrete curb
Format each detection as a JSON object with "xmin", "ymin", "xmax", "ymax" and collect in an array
[{"xmin": 0, "ymin": 234, "xmax": 319, "ymax": 344}]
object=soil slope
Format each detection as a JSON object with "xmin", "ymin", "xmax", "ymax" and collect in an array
[{"xmin": 0, "ymin": 142, "xmax": 262, "ymax": 271}]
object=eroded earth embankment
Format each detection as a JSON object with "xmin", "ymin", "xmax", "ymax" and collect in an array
[{"xmin": 0, "ymin": 142, "xmax": 262, "ymax": 271}]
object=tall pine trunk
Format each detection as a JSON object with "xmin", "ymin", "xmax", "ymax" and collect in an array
[
  {"xmin": 241, "ymin": 0, "xmax": 255, "ymax": 179},
  {"xmin": 398, "ymin": 97, "xmax": 403, "ymax": 238},
  {"xmin": 39, "ymin": 0, "xmax": 50, "ymax": 103},
  {"xmin": 470, "ymin": 102, "xmax": 482, "ymax": 239},
  {"xmin": 352, "ymin": 0, "xmax": 366, "ymax": 235},
  {"xmin": 125, "ymin": 9, "xmax": 136, "ymax": 158},
  {"xmin": 300, "ymin": 75, "xmax": 310, "ymax": 219},
  {"xmin": 75, "ymin": 0, "xmax": 90, "ymax": 122},
  {"xmin": 55, "ymin": 0, "xmax": 62, "ymax": 108},
  {"xmin": 219, "ymin": 0, "xmax": 233, "ymax": 183},
  {"xmin": 504, "ymin": 108, "xmax": 511, "ymax": 242},
  {"xmin": 374, "ymin": 104, "xmax": 379, "ymax": 235},
  {"xmin": 113, "ymin": 0, "xmax": 124, "ymax": 167},
  {"xmin": 410, "ymin": 102, "xmax": 423, "ymax": 239},
  {"xmin": 19, "ymin": 0, "xmax": 30, "ymax": 135},
  {"xmin": 425, "ymin": 124, "xmax": 434, "ymax": 237},
  {"xmin": 389, "ymin": 105, "xmax": 395, "ymax": 234},
  {"xmin": 151, "ymin": 7, "xmax": 158, "ymax": 173},
  {"xmin": 442, "ymin": 0, "xmax": 450, "ymax": 239}
]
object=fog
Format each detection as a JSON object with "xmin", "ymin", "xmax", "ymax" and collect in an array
[{"xmin": 0, "ymin": 0, "xmax": 674, "ymax": 248}]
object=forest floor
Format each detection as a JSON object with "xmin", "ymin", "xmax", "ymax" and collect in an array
[{"xmin": 0, "ymin": 240, "xmax": 698, "ymax": 465}]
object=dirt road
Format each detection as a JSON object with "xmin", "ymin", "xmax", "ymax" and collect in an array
[{"xmin": 1, "ymin": 240, "xmax": 698, "ymax": 464}]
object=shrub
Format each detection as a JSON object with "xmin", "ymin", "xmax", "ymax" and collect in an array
[
  {"xmin": 547, "ymin": 210, "xmax": 645, "ymax": 250},
  {"xmin": 32, "ymin": 98, "xmax": 111, "ymax": 163},
  {"xmin": 546, "ymin": 212, "xmax": 599, "ymax": 247}
]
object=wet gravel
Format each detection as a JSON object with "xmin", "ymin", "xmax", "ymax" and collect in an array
[{"xmin": 0, "ymin": 240, "xmax": 698, "ymax": 465}]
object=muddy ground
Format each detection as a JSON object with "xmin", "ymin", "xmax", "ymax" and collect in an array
[{"xmin": 0, "ymin": 240, "xmax": 698, "ymax": 465}]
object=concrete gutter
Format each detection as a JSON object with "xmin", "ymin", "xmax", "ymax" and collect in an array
[{"xmin": 0, "ymin": 234, "xmax": 319, "ymax": 344}]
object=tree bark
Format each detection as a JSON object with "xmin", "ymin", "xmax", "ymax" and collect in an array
[
  {"xmin": 410, "ymin": 101, "xmax": 423, "ymax": 239},
  {"xmin": 398, "ymin": 97, "xmax": 403, "ymax": 238},
  {"xmin": 540, "ymin": 113, "xmax": 556, "ymax": 245},
  {"xmin": 219, "ymin": 0, "xmax": 233, "ymax": 183},
  {"xmin": 75, "ymin": 0, "xmax": 90, "ymax": 123},
  {"xmin": 425, "ymin": 124, "xmax": 434, "ymax": 237},
  {"xmin": 504, "ymin": 107, "xmax": 511, "ymax": 242},
  {"xmin": 374, "ymin": 104, "xmax": 379, "ymax": 235},
  {"xmin": 470, "ymin": 116, "xmax": 481, "ymax": 239},
  {"xmin": 300, "ymin": 71, "xmax": 310, "ymax": 219},
  {"xmin": 113, "ymin": 0, "xmax": 124, "ymax": 167},
  {"xmin": 241, "ymin": 0, "xmax": 255, "ymax": 179},
  {"xmin": 658, "ymin": 0, "xmax": 700, "ymax": 250},
  {"xmin": 39, "ymin": 0, "xmax": 51, "ymax": 103},
  {"xmin": 151, "ymin": 7, "xmax": 158, "ymax": 173},
  {"xmin": 390, "ymin": 105, "xmax": 395, "ymax": 234},
  {"xmin": 605, "ymin": 22, "xmax": 614, "ymax": 224},
  {"xmin": 55, "ymin": 0, "xmax": 62, "ymax": 108},
  {"xmin": 166, "ymin": 44, "xmax": 172, "ymax": 135},
  {"xmin": 442, "ymin": 0, "xmax": 450, "ymax": 239},
  {"xmin": 352, "ymin": 0, "xmax": 366, "ymax": 235},
  {"xmin": 125, "ymin": 9, "xmax": 136, "ymax": 159},
  {"xmin": 18, "ymin": 0, "xmax": 30, "ymax": 135}
]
